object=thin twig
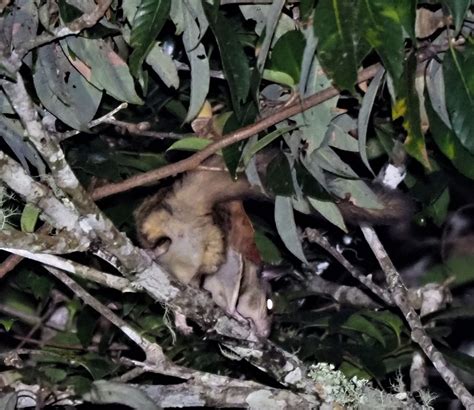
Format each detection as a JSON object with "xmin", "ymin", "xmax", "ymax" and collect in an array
[
  {"xmin": 60, "ymin": 103, "xmax": 129, "ymax": 140},
  {"xmin": 360, "ymin": 225, "xmax": 474, "ymax": 408},
  {"xmin": 1, "ymin": 249, "xmax": 133, "ymax": 292},
  {"xmin": 15, "ymin": 0, "xmax": 112, "ymax": 59},
  {"xmin": 44, "ymin": 266, "xmax": 165, "ymax": 365},
  {"xmin": 304, "ymin": 228, "xmax": 393, "ymax": 306},
  {"xmin": 92, "ymin": 63, "xmax": 382, "ymax": 200}
]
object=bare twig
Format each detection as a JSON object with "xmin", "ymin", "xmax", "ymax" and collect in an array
[
  {"xmin": 360, "ymin": 225, "xmax": 474, "ymax": 408},
  {"xmin": 44, "ymin": 266, "xmax": 166, "ymax": 365},
  {"xmin": 14, "ymin": 0, "xmax": 112, "ymax": 58},
  {"xmin": 306, "ymin": 274, "xmax": 382, "ymax": 308},
  {"xmin": 1, "ymin": 249, "xmax": 133, "ymax": 292},
  {"xmin": 304, "ymin": 228, "xmax": 393, "ymax": 306},
  {"xmin": 92, "ymin": 64, "xmax": 382, "ymax": 200},
  {"xmin": 0, "ymin": 228, "xmax": 86, "ymax": 254},
  {"xmin": 60, "ymin": 103, "xmax": 129, "ymax": 140},
  {"xmin": 103, "ymin": 118, "xmax": 185, "ymax": 140},
  {"xmin": 0, "ymin": 253, "xmax": 23, "ymax": 279}
]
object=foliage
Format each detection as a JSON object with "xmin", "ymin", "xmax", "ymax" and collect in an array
[{"xmin": 0, "ymin": 0, "xmax": 474, "ymax": 408}]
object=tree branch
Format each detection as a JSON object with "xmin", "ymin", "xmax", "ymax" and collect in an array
[
  {"xmin": 360, "ymin": 225, "xmax": 474, "ymax": 408},
  {"xmin": 91, "ymin": 63, "xmax": 382, "ymax": 200}
]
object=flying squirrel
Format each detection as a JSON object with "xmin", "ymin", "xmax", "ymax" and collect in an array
[{"xmin": 134, "ymin": 155, "xmax": 413, "ymax": 338}]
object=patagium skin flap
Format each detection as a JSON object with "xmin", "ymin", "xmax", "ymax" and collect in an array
[
  {"xmin": 134, "ymin": 155, "xmax": 413, "ymax": 339},
  {"xmin": 203, "ymin": 247, "xmax": 272, "ymax": 338}
]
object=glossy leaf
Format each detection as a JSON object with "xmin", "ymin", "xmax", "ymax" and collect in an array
[
  {"xmin": 357, "ymin": 67, "xmax": 385, "ymax": 174},
  {"xmin": 129, "ymin": 0, "xmax": 171, "ymax": 75},
  {"xmin": 309, "ymin": 147, "xmax": 358, "ymax": 178},
  {"xmin": 167, "ymin": 137, "xmax": 212, "ymax": 152},
  {"xmin": 295, "ymin": 55, "xmax": 338, "ymax": 152},
  {"xmin": 443, "ymin": 44, "xmax": 474, "ymax": 154},
  {"xmin": 145, "ymin": 42, "xmax": 179, "ymax": 89},
  {"xmin": 343, "ymin": 314, "xmax": 386, "ymax": 346},
  {"xmin": 362, "ymin": 310, "xmax": 404, "ymax": 343},
  {"xmin": 275, "ymin": 196, "xmax": 308, "ymax": 264},
  {"xmin": 269, "ymin": 30, "xmax": 306, "ymax": 85},
  {"xmin": 360, "ymin": 0, "xmax": 407, "ymax": 92},
  {"xmin": 183, "ymin": 5, "xmax": 210, "ymax": 122},
  {"xmin": 308, "ymin": 197, "xmax": 347, "ymax": 232},
  {"xmin": 254, "ymin": 230, "xmax": 283, "ymax": 265},
  {"xmin": 242, "ymin": 126, "xmax": 296, "ymax": 166},
  {"xmin": 328, "ymin": 178, "xmax": 383, "ymax": 209},
  {"xmin": 393, "ymin": 53, "xmax": 430, "ymax": 169},
  {"xmin": 314, "ymin": 0, "xmax": 370, "ymax": 91},
  {"xmin": 265, "ymin": 154, "xmax": 294, "ymax": 196},
  {"xmin": 204, "ymin": 3, "xmax": 250, "ymax": 118},
  {"xmin": 427, "ymin": 91, "xmax": 474, "ymax": 180},
  {"xmin": 20, "ymin": 204, "xmax": 40, "ymax": 233},
  {"xmin": 426, "ymin": 186, "xmax": 450, "ymax": 226}
]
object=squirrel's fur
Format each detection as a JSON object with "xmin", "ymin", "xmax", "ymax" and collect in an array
[{"xmin": 135, "ymin": 161, "xmax": 413, "ymax": 285}]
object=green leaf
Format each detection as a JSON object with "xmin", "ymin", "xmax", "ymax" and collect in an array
[
  {"xmin": 440, "ymin": 348, "xmax": 474, "ymax": 376},
  {"xmin": 308, "ymin": 197, "xmax": 347, "ymax": 232},
  {"xmin": 360, "ymin": 0, "xmax": 407, "ymax": 91},
  {"xmin": 343, "ymin": 314, "xmax": 386, "ymax": 346},
  {"xmin": 262, "ymin": 69, "xmax": 296, "ymax": 87},
  {"xmin": 309, "ymin": 147, "xmax": 358, "ymax": 178},
  {"xmin": 20, "ymin": 203, "xmax": 40, "ymax": 233},
  {"xmin": 204, "ymin": 3, "xmax": 250, "ymax": 118},
  {"xmin": 442, "ymin": 0, "xmax": 470, "ymax": 33},
  {"xmin": 254, "ymin": 230, "xmax": 282, "ymax": 265},
  {"xmin": 145, "ymin": 42, "xmax": 179, "ymax": 89},
  {"xmin": 77, "ymin": 308, "xmax": 98, "ymax": 348},
  {"xmin": 34, "ymin": 44, "xmax": 102, "ymax": 131},
  {"xmin": 425, "ymin": 186, "xmax": 450, "ymax": 226},
  {"xmin": 115, "ymin": 151, "xmax": 167, "ymax": 173},
  {"xmin": 275, "ymin": 195, "xmax": 308, "ymax": 264},
  {"xmin": 422, "ymin": 254, "xmax": 474, "ymax": 288},
  {"xmin": 357, "ymin": 66, "xmax": 385, "ymax": 174},
  {"xmin": 15, "ymin": 270, "xmax": 53, "ymax": 301},
  {"xmin": 269, "ymin": 30, "xmax": 306, "ymax": 85},
  {"xmin": 167, "ymin": 137, "xmax": 212, "ymax": 152},
  {"xmin": 63, "ymin": 37, "xmax": 143, "ymax": 104},
  {"xmin": 265, "ymin": 154, "xmax": 294, "ymax": 196},
  {"xmin": 362, "ymin": 310, "xmax": 404, "ymax": 343},
  {"xmin": 242, "ymin": 126, "xmax": 297, "ymax": 166},
  {"xmin": 0, "ymin": 318, "xmax": 15, "ymax": 331},
  {"xmin": 58, "ymin": 0, "xmax": 82, "ymax": 23},
  {"xmin": 426, "ymin": 87, "xmax": 474, "ymax": 180},
  {"xmin": 314, "ymin": 0, "xmax": 370, "ymax": 91},
  {"xmin": 393, "ymin": 53, "xmax": 430, "ymax": 169},
  {"xmin": 424, "ymin": 306, "xmax": 474, "ymax": 323},
  {"xmin": 78, "ymin": 353, "xmax": 117, "ymax": 380},
  {"xmin": 65, "ymin": 375, "xmax": 92, "ymax": 395},
  {"xmin": 328, "ymin": 178, "xmax": 383, "ymax": 209},
  {"xmin": 182, "ymin": 5, "xmax": 210, "ymax": 122},
  {"xmin": 42, "ymin": 367, "xmax": 68, "ymax": 383},
  {"xmin": 443, "ymin": 44, "xmax": 474, "ymax": 154},
  {"xmin": 129, "ymin": 0, "xmax": 171, "ymax": 76}
]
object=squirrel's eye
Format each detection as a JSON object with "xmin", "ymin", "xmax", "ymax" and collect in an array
[{"xmin": 266, "ymin": 298, "xmax": 274, "ymax": 311}]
